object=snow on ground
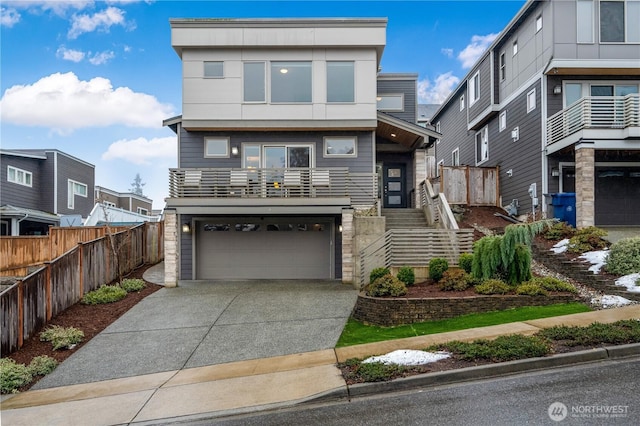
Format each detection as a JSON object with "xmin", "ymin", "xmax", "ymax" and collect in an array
[
  {"xmin": 578, "ymin": 249, "xmax": 609, "ymax": 274},
  {"xmin": 591, "ymin": 295, "xmax": 633, "ymax": 308},
  {"xmin": 615, "ymin": 273, "xmax": 640, "ymax": 293},
  {"xmin": 362, "ymin": 350, "xmax": 450, "ymax": 366},
  {"xmin": 550, "ymin": 239, "xmax": 570, "ymax": 254}
]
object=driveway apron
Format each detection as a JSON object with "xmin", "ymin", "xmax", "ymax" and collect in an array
[{"xmin": 32, "ymin": 280, "xmax": 358, "ymax": 390}]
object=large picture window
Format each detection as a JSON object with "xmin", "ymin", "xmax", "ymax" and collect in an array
[
  {"xmin": 600, "ymin": 0, "xmax": 640, "ymax": 42},
  {"xmin": 271, "ymin": 61, "xmax": 312, "ymax": 103},
  {"xmin": 324, "ymin": 137, "xmax": 356, "ymax": 157},
  {"xmin": 327, "ymin": 61, "xmax": 354, "ymax": 103},
  {"xmin": 7, "ymin": 166, "xmax": 32, "ymax": 187}
]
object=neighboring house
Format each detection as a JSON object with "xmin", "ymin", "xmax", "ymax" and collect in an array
[
  {"xmin": 417, "ymin": 104, "xmax": 440, "ymax": 127},
  {"xmin": 94, "ymin": 186, "xmax": 153, "ymax": 216},
  {"xmin": 431, "ymin": 0, "xmax": 640, "ymax": 227},
  {"xmin": 163, "ymin": 18, "xmax": 439, "ymax": 284},
  {"xmin": 0, "ymin": 149, "xmax": 95, "ymax": 235},
  {"xmin": 84, "ymin": 203, "xmax": 160, "ymax": 226}
]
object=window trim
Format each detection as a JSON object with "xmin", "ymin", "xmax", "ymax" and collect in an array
[
  {"xmin": 475, "ymin": 126, "xmax": 489, "ymax": 166},
  {"xmin": 459, "ymin": 94, "xmax": 465, "ymax": 111},
  {"xmin": 137, "ymin": 207, "xmax": 149, "ymax": 215},
  {"xmin": 499, "ymin": 52, "xmax": 506, "ymax": 81},
  {"xmin": 527, "ymin": 88, "xmax": 537, "ymax": 113},
  {"xmin": 326, "ymin": 61, "xmax": 355, "ymax": 103},
  {"xmin": 68, "ymin": 179, "xmax": 87, "ymax": 210},
  {"xmin": 536, "ymin": 15, "xmax": 543, "ymax": 33},
  {"xmin": 469, "ymin": 71, "xmax": 480, "ymax": 106},
  {"xmin": 7, "ymin": 165, "xmax": 32, "ymax": 187},
  {"xmin": 599, "ymin": 0, "xmax": 640, "ymax": 44},
  {"xmin": 513, "ymin": 40, "xmax": 518, "ymax": 56},
  {"xmin": 376, "ymin": 94, "xmax": 405, "ymax": 111},
  {"xmin": 203, "ymin": 61, "xmax": 224, "ymax": 78},
  {"xmin": 435, "ymin": 121, "xmax": 441, "ymax": 144},
  {"xmin": 499, "ymin": 111, "xmax": 507, "ymax": 131},
  {"xmin": 323, "ymin": 136, "xmax": 357, "ymax": 158},
  {"xmin": 452, "ymin": 148, "xmax": 460, "ymax": 166},
  {"xmin": 204, "ymin": 137, "xmax": 230, "ymax": 158}
]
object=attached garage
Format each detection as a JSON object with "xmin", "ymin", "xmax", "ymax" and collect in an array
[
  {"xmin": 195, "ymin": 217, "xmax": 334, "ymax": 279},
  {"xmin": 595, "ymin": 167, "xmax": 640, "ymax": 226}
]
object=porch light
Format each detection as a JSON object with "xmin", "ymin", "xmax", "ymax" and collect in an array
[
  {"xmin": 551, "ymin": 168, "xmax": 560, "ymax": 177},
  {"xmin": 390, "ymin": 133, "xmax": 397, "ymax": 138},
  {"xmin": 231, "ymin": 146, "xmax": 239, "ymax": 156},
  {"xmin": 553, "ymin": 85, "xmax": 562, "ymax": 95},
  {"xmin": 182, "ymin": 223, "xmax": 191, "ymax": 233}
]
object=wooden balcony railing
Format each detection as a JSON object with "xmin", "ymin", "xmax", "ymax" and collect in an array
[
  {"xmin": 168, "ymin": 167, "xmax": 378, "ymax": 205},
  {"xmin": 547, "ymin": 94, "xmax": 639, "ymax": 145}
]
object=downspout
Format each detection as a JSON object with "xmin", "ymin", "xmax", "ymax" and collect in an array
[{"xmin": 16, "ymin": 213, "xmax": 29, "ymax": 235}]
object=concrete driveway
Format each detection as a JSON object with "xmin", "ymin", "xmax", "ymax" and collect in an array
[{"xmin": 32, "ymin": 279, "xmax": 357, "ymax": 390}]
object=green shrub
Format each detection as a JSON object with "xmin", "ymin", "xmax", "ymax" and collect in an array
[
  {"xmin": 0, "ymin": 358, "xmax": 32, "ymax": 394},
  {"xmin": 352, "ymin": 361, "xmax": 405, "ymax": 382},
  {"xmin": 525, "ymin": 277, "xmax": 578, "ymax": 293},
  {"xmin": 428, "ymin": 258, "xmax": 449, "ymax": 282},
  {"xmin": 544, "ymin": 221, "xmax": 576, "ymax": 241},
  {"xmin": 365, "ymin": 274, "xmax": 407, "ymax": 297},
  {"xmin": 28, "ymin": 356, "xmax": 58, "ymax": 376},
  {"xmin": 82, "ymin": 285, "xmax": 127, "ymax": 305},
  {"xmin": 515, "ymin": 282, "xmax": 548, "ymax": 296},
  {"xmin": 397, "ymin": 266, "xmax": 415, "ymax": 286},
  {"xmin": 439, "ymin": 269, "xmax": 472, "ymax": 291},
  {"xmin": 568, "ymin": 226, "xmax": 608, "ymax": 254},
  {"xmin": 120, "ymin": 278, "xmax": 146, "ymax": 293},
  {"xmin": 40, "ymin": 325, "xmax": 84, "ymax": 350},
  {"xmin": 474, "ymin": 279, "xmax": 511, "ymax": 295},
  {"xmin": 538, "ymin": 320, "xmax": 640, "ymax": 346},
  {"xmin": 458, "ymin": 253, "xmax": 474, "ymax": 274},
  {"xmin": 369, "ymin": 267, "xmax": 391, "ymax": 285},
  {"xmin": 605, "ymin": 237, "xmax": 640, "ymax": 275},
  {"xmin": 437, "ymin": 334, "xmax": 550, "ymax": 362}
]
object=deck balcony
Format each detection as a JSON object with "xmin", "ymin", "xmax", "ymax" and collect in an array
[
  {"xmin": 547, "ymin": 94, "xmax": 639, "ymax": 151},
  {"xmin": 167, "ymin": 167, "xmax": 378, "ymax": 209}
]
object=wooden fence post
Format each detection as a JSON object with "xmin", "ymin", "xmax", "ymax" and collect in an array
[
  {"xmin": 495, "ymin": 165, "xmax": 501, "ymax": 207},
  {"xmin": 78, "ymin": 243, "xmax": 84, "ymax": 297},
  {"xmin": 17, "ymin": 280, "xmax": 24, "ymax": 349},
  {"xmin": 465, "ymin": 166, "xmax": 471, "ymax": 206},
  {"xmin": 45, "ymin": 262, "xmax": 52, "ymax": 321}
]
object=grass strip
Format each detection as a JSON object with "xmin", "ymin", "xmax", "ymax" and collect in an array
[{"xmin": 336, "ymin": 303, "xmax": 591, "ymax": 347}]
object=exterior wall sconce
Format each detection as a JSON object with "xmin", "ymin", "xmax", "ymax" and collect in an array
[
  {"xmin": 551, "ymin": 168, "xmax": 560, "ymax": 177},
  {"xmin": 339, "ymin": 224, "xmax": 343, "ymax": 233},
  {"xmin": 231, "ymin": 146, "xmax": 239, "ymax": 156},
  {"xmin": 511, "ymin": 127, "xmax": 519, "ymax": 141},
  {"xmin": 506, "ymin": 169, "xmax": 513, "ymax": 177},
  {"xmin": 553, "ymin": 85, "xmax": 562, "ymax": 95},
  {"xmin": 182, "ymin": 223, "xmax": 191, "ymax": 233}
]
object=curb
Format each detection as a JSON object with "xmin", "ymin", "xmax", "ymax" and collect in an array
[{"xmin": 314, "ymin": 343, "xmax": 640, "ymax": 402}]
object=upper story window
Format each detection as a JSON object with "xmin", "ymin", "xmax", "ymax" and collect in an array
[
  {"xmin": 452, "ymin": 148, "xmax": 460, "ymax": 166},
  {"xmin": 475, "ymin": 126, "xmax": 489, "ymax": 165},
  {"xmin": 512, "ymin": 40, "xmax": 518, "ymax": 56},
  {"xmin": 7, "ymin": 166, "xmax": 32, "ymax": 187},
  {"xmin": 68, "ymin": 179, "xmax": 87, "ymax": 209},
  {"xmin": 499, "ymin": 53, "xmax": 506, "ymax": 81},
  {"xmin": 376, "ymin": 94, "xmax": 404, "ymax": 111},
  {"xmin": 527, "ymin": 88, "xmax": 537, "ymax": 113},
  {"xmin": 600, "ymin": 0, "xmax": 640, "ymax": 42},
  {"xmin": 137, "ymin": 207, "xmax": 149, "ymax": 215},
  {"xmin": 327, "ymin": 62, "xmax": 354, "ymax": 103},
  {"xmin": 536, "ymin": 15, "xmax": 543, "ymax": 32},
  {"xmin": 205, "ymin": 137, "xmax": 229, "ymax": 158},
  {"xmin": 469, "ymin": 71, "xmax": 480, "ymax": 106},
  {"xmin": 499, "ymin": 111, "xmax": 507, "ymax": 131},
  {"xmin": 460, "ymin": 94, "xmax": 465, "ymax": 111},
  {"xmin": 204, "ymin": 61, "xmax": 223, "ymax": 78},
  {"xmin": 271, "ymin": 61, "xmax": 312, "ymax": 103},
  {"xmin": 244, "ymin": 62, "xmax": 266, "ymax": 102},
  {"xmin": 324, "ymin": 137, "xmax": 357, "ymax": 157},
  {"xmin": 577, "ymin": 0, "xmax": 595, "ymax": 42}
]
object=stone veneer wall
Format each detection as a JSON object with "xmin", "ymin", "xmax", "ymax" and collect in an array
[
  {"xmin": 163, "ymin": 209, "xmax": 178, "ymax": 287},
  {"xmin": 352, "ymin": 293, "xmax": 578, "ymax": 326},
  {"xmin": 575, "ymin": 144, "xmax": 595, "ymax": 228}
]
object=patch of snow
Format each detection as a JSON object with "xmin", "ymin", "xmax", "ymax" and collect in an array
[
  {"xmin": 578, "ymin": 250, "xmax": 609, "ymax": 274},
  {"xmin": 550, "ymin": 239, "xmax": 570, "ymax": 254},
  {"xmin": 591, "ymin": 295, "xmax": 633, "ymax": 308},
  {"xmin": 362, "ymin": 350, "xmax": 450, "ymax": 366},
  {"xmin": 615, "ymin": 273, "xmax": 640, "ymax": 293}
]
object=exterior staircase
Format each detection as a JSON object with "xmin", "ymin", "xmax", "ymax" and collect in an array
[{"xmin": 382, "ymin": 208, "xmax": 432, "ymax": 231}]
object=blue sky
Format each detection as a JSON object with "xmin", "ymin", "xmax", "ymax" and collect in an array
[{"xmin": 0, "ymin": 0, "xmax": 525, "ymax": 209}]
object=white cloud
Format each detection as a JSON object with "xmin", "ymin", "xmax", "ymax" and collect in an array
[
  {"xmin": 417, "ymin": 72, "xmax": 460, "ymax": 104},
  {"xmin": 89, "ymin": 50, "xmax": 115, "ymax": 65},
  {"xmin": 68, "ymin": 6, "xmax": 128, "ymax": 39},
  {"xmin": 102, "ymin": 136, "xmax": 177, "ymax": 165},
  {"xmin": 0, "ymin": 72, "xmax": 175, "ymax": 133},
  {"xmin": 458, "ymin": 33, "xmax": 499, "ymax": 69},
  {"xmin": 123, "ymin": 45, "xmax": 131, "ymax": 53},
  {"xmin": 0, "ymin": 6, "xmax": 20, "ymax": 27},
  {"xmin": 441, "ymin": 48, "xmax": 453, "ymax": 58},
  {"xmin": 56, "ymin": 46, "xmax": 85, "ymax": 62},
  {"xmin": 5, "ymin": 1, "xmax": 92, "ymax": 16}
]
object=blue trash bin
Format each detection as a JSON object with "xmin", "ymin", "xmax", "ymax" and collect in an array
[{"xmin": 550, "ymin": 193, "xmax": 576, "ymax": 228}]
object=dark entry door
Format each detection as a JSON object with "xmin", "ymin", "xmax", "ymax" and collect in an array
[{"xmin": 383, "ymin": 164, "xmax": 406, "ymax": 208}]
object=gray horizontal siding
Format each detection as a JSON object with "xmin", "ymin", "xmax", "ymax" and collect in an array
[
  {"xmin": 0, "ymin": 155, "xmax": 42, "ymax": 210},
  {"xmin": 377, "ymin": 78, "xmax": 417, "ymax": 123},
  {"xmin": 55, "ymin": 152, "xmax": 95, "ymax": 217},
  {"xmin": 468, "ymin": 57, "xmax": 492, "ymax": 122}
]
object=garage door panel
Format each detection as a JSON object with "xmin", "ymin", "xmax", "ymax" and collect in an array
[{"xmin": 595, "ymin": 167, "xmax": 640, "ymax": 226}]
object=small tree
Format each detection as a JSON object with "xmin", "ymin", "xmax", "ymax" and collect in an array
[{"xmin": 130, "ymin": 173, "xmax": 146, "ymax": 196}]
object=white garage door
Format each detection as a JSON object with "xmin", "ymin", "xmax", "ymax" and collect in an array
[{"xmin": 196, "ymin": 218, "xmax": 333, "ymax": 279}]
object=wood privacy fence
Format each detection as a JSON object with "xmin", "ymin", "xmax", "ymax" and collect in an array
[
  {"xmin": 438, "ymin": 165, "xmax": 500, "ymax": 206},
  {"xmin": 1, "ymin": 222, "xmax": 164, "ymax": 354}
]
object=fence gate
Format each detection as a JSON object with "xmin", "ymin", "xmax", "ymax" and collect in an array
[{"xmin": 439, "ymin": 165, "xmax": 499, "ymax": 206}]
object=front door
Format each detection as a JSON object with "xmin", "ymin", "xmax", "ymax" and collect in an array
[{"xmin": 383, "ymin": 164, "xmax": 406, "ymax": 208}]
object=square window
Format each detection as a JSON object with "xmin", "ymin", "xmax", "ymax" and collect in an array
[
  {"xmin": 204, "ymin": 61, "xmax": 223, "ymax": 78},
  {"xmin": 324, "ymin": 137, "xmax": 357, "ymax": 157},
  {"xmin": 327, "ymin": 62, "xmax": 354, "ymax": 103},
  {"xmin": 271, "ymin": 61, "xmax": 311, "ymax": 103},
  {"xmin": 499, "ymin": 111, "xmax": 507, "ymax": 131},
  {"xmin": 527, "ymin": 88, "xmax": 536, "ymax": 113},
  {"xmin": 205, "ymin": 137, "xmax": 229, "ymax": 157}
]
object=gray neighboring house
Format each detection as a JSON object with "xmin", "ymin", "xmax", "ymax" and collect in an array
[
  {"xmin": 163, "ymin": 18, "xmax": 439, "ymax": 285},
  {"xmin": 94, "ymin": 186, "xmax": 153, "ymax": 216},
  {"xmin": 431, "ymin": 0, "xmax": 640, "ymax": 227},
  {"xmin": 0, "ymin": 149, "xmax": 95, "ymax": 235}
]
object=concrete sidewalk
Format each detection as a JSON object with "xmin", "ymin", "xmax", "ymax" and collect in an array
[{"xmin": 2, "ymin": 304, "xmax": 639, "ymax": 425}]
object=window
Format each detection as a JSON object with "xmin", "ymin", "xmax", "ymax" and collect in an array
[
  {"xmin": 327, "ymin": 61, "xmax": 354, "ymax": 103},
  {"xmin": 452, "ymin": 148, "xmax": 460, "ymax": 166},
  {"xmin": 460, "ymin": 94, "xmax": 465, "ymax": 111},
  {"xmin": 536, "ymin": 15, "xmax": 543, "ymax": 32},
  {"xmin": 7, "ymin": 166, "xmax": 32, "ymax": 187},
  {"xmin": 376, "ymin": 94, "xmax": 404, "ymax": 111},
  {"xmin": 244, "ymin": 62, "xmax": 265, "ymax": 102},
  {"xmin": 204, "ymin": 61, "xmax": 223, "ymax": 78},
  {"xmin": 243, "ymin": 144, "xmax": 313, "ymax": 169},
  {"xmin": 513, "ymin": 40, "xmax": 518, "ymax": 56},
  {"xmin": 436, "ymin": 159, "xmax": 444, "ymax": 177},
  {"xmin": 137, "ymin": 207, "xmax": 149, "ymax": 215},
  {"xmin": 435, "ymin": 121, "xmax": 441, "ymax": 144},
  {"xmin": 499, "ymin": 111, "xmax": 507, "ymax": 131},
  {"xmin": 271, "ymin": 61, "xmax": 311, "ymax": 103},
  {"xmin": 324, "ymin": 137, "xmax": 356, "ymax": 157},
  {"xmin": 469, "ymin": 72, "xmax": 480, "ymax": 106},
  {"xmin": 577, "ymin": 0, "xmax": 594, "ymax": 42},
  {"xmin": 527, "ymin": 88, "xmax": 536, "ymax": 113},
  {"xmin": 565, "ymin": 83, "xmax": 583, "ymax": 107},
  {"xmin": 475, "ymin": 127, "xmax": 489, "ymax": 165},
  {"xmin": 68, "ymin": 180, "xmax": 87, "ymax": 209},
  {"xmin": 205, "ymin": 137, "xmax": 229, "ymax": 158},
  {"xmin": 499, "ymin": 53, "xmax": 506, "ymax": 81},
  {"xmin": 600, "ymin": 0, "xmax": 640, "ymax": 42}
]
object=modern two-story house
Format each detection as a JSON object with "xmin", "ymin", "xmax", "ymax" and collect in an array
[
  {"xmin": 163, "ymin": 18, "xmax": 439, "ymax": 285},
  {"xmin": 94, "ymin": 186, "xmax": 153, "ymax": 216},
  {"xmin": 432, "ymin": 0, "xmax": 639, "ymax": 228},
  {"xmin": 0, "ymin": 149, "xmax": 95, "ymax": 235}
]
